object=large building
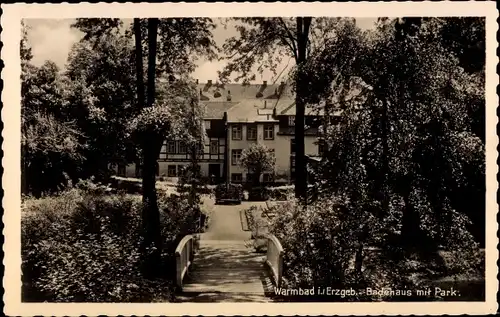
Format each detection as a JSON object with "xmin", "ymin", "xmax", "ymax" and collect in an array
[{"xmin": 118, "ymin": 79, "xmax": 326, "ymax": 184}]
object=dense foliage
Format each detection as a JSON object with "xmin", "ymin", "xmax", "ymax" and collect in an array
[
  {"xmin": 239, "ymin": 143, "xmax": 276, "ymax": 186},
  {"xmin": 21, "ymin": 181, "xmax": 207, "ymax": 302},
  {"xmin": 268, "ymin": 17, "xmax": 485, "ymax": 300},
  {"xmin": 21, "ymin": 16, "xmax": 485, "ymax": 302},
  {"xmin": 215, "ymin": 183, "xmax": 243, "ymax": 203}
]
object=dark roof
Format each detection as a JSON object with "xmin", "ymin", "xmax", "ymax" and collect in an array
[{"xmin": 202, "ymin": 101, "xmax": 238, "ymax": 119}]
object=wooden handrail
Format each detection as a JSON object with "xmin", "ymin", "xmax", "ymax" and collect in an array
[
  {"xmin": 265, "ymin": 234, "xmax": 284, "ymax": 288},
  {"xmin": 175, "ymin": 234, "xmax": 195, "ymax": 289}
]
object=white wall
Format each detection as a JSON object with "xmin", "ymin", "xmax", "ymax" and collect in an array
[{"xmin": 227, "ymin": 122, "xmax": 320, "ymax": 183}]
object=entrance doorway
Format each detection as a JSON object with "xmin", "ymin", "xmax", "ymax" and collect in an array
[{"xmin": 208, "ymin": 164, "xmax": 221, "ymax": 184}]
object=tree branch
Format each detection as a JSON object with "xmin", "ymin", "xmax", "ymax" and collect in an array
[{"xmin": 278, "ymin": 18, "xmax": 298, "ymax": 61}]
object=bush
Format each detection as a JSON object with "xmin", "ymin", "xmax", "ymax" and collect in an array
[
  {"xmin": 22, "ymin": 181, "xmax": 204, "ymax": 302},
  {"xmin": 269, "ymin": 194, "xmax": 485, "ymax": 301},
  {"xmin": 109, "ymin": 176, "xmax": 142, "ymax": 194},
  {"xmin": 248, "ymin": 186, "xmax": 270, "ymax": 201},
  {"xmin": 214, "ymin": 183, "xmax": 243, "ymax": 204},
  {"xmin": 268, "ymin": 185, "xmax": 294, "ymax": 201}
]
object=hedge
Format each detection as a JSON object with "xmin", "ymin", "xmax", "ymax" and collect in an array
[{"xmin": 215, "ymin": 183, "xmax": 243, "ymax": 203}]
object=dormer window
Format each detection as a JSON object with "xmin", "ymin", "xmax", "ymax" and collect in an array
[
  {"xmin": 204, "ymin": 120, "xmax": 211, "ymax": 130},
  {"xmin": 289, "ymin": 115, "xmax": 295, "ymax": 126}
]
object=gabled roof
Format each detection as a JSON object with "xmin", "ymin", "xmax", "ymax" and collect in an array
[
  {"xmin": 274, "ymin": 99, "xmax": 326, "ymax": 116},
  {"xmin": 197, "ymin": 80, "xmax": 294, "ymax": 102},
  {"xmin": 226, "ymin": 99, "xmax": 277, "ymax": 123},
  {"xmin": 202, "ymin": 101, "xmax": 238, "ymax": 119}
]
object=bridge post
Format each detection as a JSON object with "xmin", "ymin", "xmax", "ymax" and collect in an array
[
  {"xmin": 175, "ymin": 235, "xmax": 195, "ymax": 290},
  {"xmin": 175, "ymin": 250, "xmax": 182, "ymax": 288},
  {"xmin": 266, "ymin": 234, "xmax": 284, "ymax": 288}
]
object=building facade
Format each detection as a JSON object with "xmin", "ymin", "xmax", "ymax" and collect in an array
[{"xmin": 117, "ymin": 79, "xmax": 325, "ymax": 184}]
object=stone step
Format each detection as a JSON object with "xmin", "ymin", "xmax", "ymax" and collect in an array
[
  {"xmin": 175, "ymin": 292, "xmax": 272, "ymax": 303},
  {"xmin": 182, "ymin": 282, "xmax": 267, "ymax": 294},
  {"xmin": 199, "ymin": 239, "xmax": 249, "ymax": 246}
]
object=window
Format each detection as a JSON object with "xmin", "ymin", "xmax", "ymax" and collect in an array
[
  {"xmin": 204, "ymin": 120, "xmax": 211, "ymax": 130},
  {"xmin": 232, "ymin": 125, "xmax": 242, "ymax": 140},
  {"xmin": 263, "ymin": 173, "xmax": 273, "ymax": 183},
  {"xmin": 178, "ymin": 141, "xmax": 187, "ymax": 154},
  {"xmin": 231, "ymin": 173, "xmax": 243, "ymax": 183},
  {"xmin": 247, "ymin": 124, "xmax": 257, "ymax": 140},
  {"xmin": 231, "ymin": 149, "xmax": 242, "ymax": 165},
  {"xmin": 289, "ymin": 115, "xmax": 295, "ymax": 126},
  {"xmin": 290, "ymin": 139, "xmax": 296, "ymax": 154},
  {"xmin": 264, "ymin": 124, "xmax": 274, "ymax": 140},
  {"xmin": 210, "ymin": 140, "xmax": 219, "ymax": 155},
  {"xmin": 167, "ymin": 141, "xmax": 176, "ymax": 154},
  {"xmin": 167, "ymin": 165, "xmax": 177, "ymax": 177},
  {"xmin": 291, "ymin": 156, "xmax": 296, "ymax": 168}
]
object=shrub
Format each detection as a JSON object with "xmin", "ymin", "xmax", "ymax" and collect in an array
[
  {"xmin": 268, "ymin": 185, "xmax": 294, "ymax": 201},
  {"xmin": 22, "ymin": 181, "xmax": 203, "ymax": 302},
  {"xmin": 109, "ymin": 176, "xmax": 142, "ymax": 194},
  {"xmin": 248, "ymin": 186, "xmax": 270, "ymax": 201},
  {"xmin": 269, "ymin": 193, "xmax": 485, "ymax": 301},
  {"xmin": 215, "ymin": 183, "xmax": 243, "ymax": 203}
]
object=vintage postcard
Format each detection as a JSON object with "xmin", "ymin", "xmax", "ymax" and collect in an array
[{"xmin": 2, "ymin": 1, "xmax": 498, "ymax": 316}]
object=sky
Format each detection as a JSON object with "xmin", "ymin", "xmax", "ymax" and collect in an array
[{"xmin": 25, "ymin": 18, "xmax": 377, "ymax": 83}]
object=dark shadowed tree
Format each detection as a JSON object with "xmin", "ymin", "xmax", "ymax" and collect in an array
[
  {"xmin": 220, "ymin": 18, "xmax": 364, "ymax": 199},
  {"xmin": 72, "ymin": 18, "xmax": 217, "ymax": 276},
  {"xmin": 21, "ymin": 22, "xmax": 85, "ymax": 196},
  {"xmin": 220, "ymin": 17, "xmax": 317, "ymax": 199}
]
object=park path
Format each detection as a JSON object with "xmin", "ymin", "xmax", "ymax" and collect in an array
[{"xmin": 176, "ymin": 202, "xmax": 273, "ymax": 302}]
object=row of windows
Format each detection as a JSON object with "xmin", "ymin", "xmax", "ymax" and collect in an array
[
  {"xmin": 166, "ymin": 165, "xmax": 185, "ymax": 177},
  {"xmin": 165, "ymin": 141, "xmax": 221, "ymax": 155},
  {"xmin": 231, "ymin": 124, "xmax": 274, "ymax": 141},
  {"xmin": 231, "ymin": 173, "xmax": 274, "ymax": 183}
]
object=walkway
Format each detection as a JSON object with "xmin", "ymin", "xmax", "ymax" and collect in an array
[{"xmin": 176, "ymin": 202, "xmax": 273, "ymax": 302}]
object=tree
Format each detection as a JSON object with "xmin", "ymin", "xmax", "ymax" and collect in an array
[
  {"xmin": 72, "ymin": 18, "xmax": 217, "ymax": 276},
  {"xmin": 21, "ymin": 22, "xmax": 85, "ymax": 196},
  {"xmin": 239, "ymin": 143, "xmax": 276, "ymax": 186},
  {"xmin": 313, "ymin": 17, "xmax": 484, "ymax": 264},
  {"xmin": 65, "ymin": 33, "xmax": 139, "ymax": 179},
  {"xmin": 220, "ymin": 17, "xmax": 319, "ymax": 199}
]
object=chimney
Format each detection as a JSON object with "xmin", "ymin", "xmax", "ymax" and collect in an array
[
  {"xmin": 227, "ymin": 90, "xmax": 232, "ymax": 101},
  {"xmin": 208, "ymin": 80, "xmax": 212, "ymax": 85},
  {"xmin": 263, "ymin": 80, "xmax": 267, "ymax": 86},
  {"xmin": 196, "ymin": 79, "xmax": 199, "ymax": 84}
]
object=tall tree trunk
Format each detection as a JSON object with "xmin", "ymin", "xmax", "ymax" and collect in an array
[
  {"xmin": 294, "ymin": 17, "xmax": 311, "ymax": 200},
  {"xmin": 141, "ymin": 18, "xmax": 162, "ymax": 276}
]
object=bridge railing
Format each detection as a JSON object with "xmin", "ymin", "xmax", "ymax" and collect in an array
[
  {"xmin": 265, "ymin": 234, "xmax": 284, "ymax": 288},
  {"xmin": 175, "ymin": 234, "xmax": 195, "ymax": 289}
]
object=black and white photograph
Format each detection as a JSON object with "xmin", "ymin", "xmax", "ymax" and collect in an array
[{"xmin": 2, "ymin": 2, "xmax": 497, "ymax": 316}]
